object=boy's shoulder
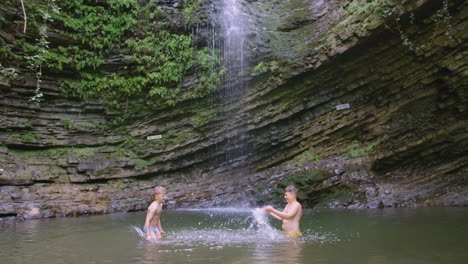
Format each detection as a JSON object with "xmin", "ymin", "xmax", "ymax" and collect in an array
[{"xmin": 148, "ymin": 201, "xmax": 161, "ymax": 209}]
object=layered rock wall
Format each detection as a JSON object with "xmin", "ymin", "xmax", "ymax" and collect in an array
[{"xmin": 0, "ymin": 0, "xmax": 466, "ymax": 219}]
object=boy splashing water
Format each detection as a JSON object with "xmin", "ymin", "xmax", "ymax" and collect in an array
[
  {"xmin": 144, "ymin": 186, "xmax": 166, "ymax": 242},
  {"xmin": 264, "ymin": 185, "xmax": 303, "ymax": 236}
]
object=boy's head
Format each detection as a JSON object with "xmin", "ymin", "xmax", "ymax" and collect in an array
[
  {"xmin": 153, "ymin": 186, "xmax": 167, "ymax": 202},
  {"xmin": 284, "ymin": 185, "xmax": 298, "ymax": 203}
]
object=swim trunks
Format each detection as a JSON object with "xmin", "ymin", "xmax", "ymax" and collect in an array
[
  {"xmin": 143, "ymin": 226, "xmax": 159, "ymax": 233},
  {"xmin": 284, "ymin": 232, "xmax": 302, "ymax": 236}
]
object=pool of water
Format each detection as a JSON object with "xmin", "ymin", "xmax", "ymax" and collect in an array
[{"xmin": 1, "ymin": 207, "xmax": 467, "ymax": 264}]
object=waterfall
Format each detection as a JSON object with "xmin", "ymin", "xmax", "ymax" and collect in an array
[
  {"xmin": 216, "ymin": 0, "xmax": 254, "ymax": 169},
  {"xmin": 220, "ymin": 0, "xmax": 249, "ymax": 84}
]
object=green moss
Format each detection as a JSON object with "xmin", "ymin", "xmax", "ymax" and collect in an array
[
  {"xmin": 254, "ymin": 169, "xmax": 327, "ymax": 205},
  {"xmin": 9, "ymin": 146, "xmax": 100, "ymax": 160},
  {"xmin": 12, "ymin": 132, "xmax": 39, "ymax": 141},
  {"xmin": 346, "ymin": 139, "xmax": 380, "ymax": 158},
  {"xmin": 313, "ymin": 187, "xmax": 357, "ymax": 208},
  {"xmin": 10, "ymin": 148, "xmax": 45, "ymax": 159},
  {"xmin": 22, "ymin": 133, "xmax": 36, "ymax": 141},
  {"xmin": 192, "ymin": 106, "xmax": 218, "ymax": 128},
  {"xmin": 78, "ymin": 122, "xmax": 105, "ymax": 130},
  {"xmin": 158, "ymin": 129, "xmax": 197, "ymax": 146},
  {"xmin": 295, "ymin": 150, "xmax": 321, "ymax": 166},
  {"xmin": 127, "ymin": 157, "xmax": 151, "ymax": 170},
  {"xmin": 69, "ymin": 147, "xmax": 97, "ymax": 157}
]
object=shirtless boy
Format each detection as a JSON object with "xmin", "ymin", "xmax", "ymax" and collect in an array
[
  {"xmin": 265, "ymin": 185, "xmax": 303, "ymax": 236},
  {"xmin": 144, "ymin": 186, "xmax": 166, "ymax": 241}
]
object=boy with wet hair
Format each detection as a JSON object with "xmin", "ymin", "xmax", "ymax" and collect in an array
[
  {"xmin": 144, "ymin": 186, "xmax": 166, "ymax": 241},
  {"xmin": 265, "ymin": 185, "xmax": 303, "ymax": 236}
]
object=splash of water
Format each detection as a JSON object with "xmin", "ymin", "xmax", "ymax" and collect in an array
[
  {"xmin": 131, "ymin": 225, "xmax": 145, "ymax": 238},
  {"xmin": 176, "ymin": 207, "xmax": 252, "ymax": 213},
  {"xmin": 132, "ymin": 208, "xmax": 340, "ymax": 246},
  {"xmin": 250, "ymin": 207, "xmax": 282, "ymax": 239}
]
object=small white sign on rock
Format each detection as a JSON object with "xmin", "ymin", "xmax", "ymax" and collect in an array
[
  {"xmin": 336, "ymin": 103, "xmax": 350, "ymax": 110},
  {"xmin": 147, "ymin": 135, "xmax": 162, "ymax": 140}
]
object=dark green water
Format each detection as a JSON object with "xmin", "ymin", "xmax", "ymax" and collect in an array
[{"xmin": 1, "ymin": 208, "xmax": 467, "ymax": 264}]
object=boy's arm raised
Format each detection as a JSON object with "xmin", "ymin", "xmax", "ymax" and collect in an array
[
  {"xmin": 266, "ymin": 203, "xmax": 299, "ymax": 220},
  {"xmin": 268, "ymin": 211, "xmax": 283, "ymax": 220}
]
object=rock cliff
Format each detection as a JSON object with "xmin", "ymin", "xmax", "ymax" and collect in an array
[{"xmin": 0, "ymin": 0, "xmax": 466, "ymax": 220}]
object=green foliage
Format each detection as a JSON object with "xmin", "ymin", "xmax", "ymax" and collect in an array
[
  {"xmin": 58, "ymin": 1, "xmax": 136, "ymax": 49},
  {"xmin": 281, "ymin": 101, "xmax": 291, "ymax": 111},
  {"xmin": 378, "ymin": 0, "xmax": 454, "ymax": 53},
  {"xmin": 252, "ymin": 60, "xmax": 285, "ymax": 75},
  {"xmin": 48, "ymin": 0, "xmax": 137, "ymax": 70},
  {"xmin": 1, "ymin": 0, "xmax": 223, "ymax": 114},
  {"xmin": 63, "ymin": 119, "xmax": 75, "ymax": 130},
  {"xmin": 182, "ymin": 0, "xmax": 203, "ymax": 25},
  {"xmin": 63, "ymin": 1, "xmax": 223, "ymax": 110},
  {"xmin": 252, "ymin": 62, "xmax": 268, "ymax": 74},
  {"xmin": 432, "ymin": 0, "xmax": 454, "ymax": 40},
  {"xmin": 10, "ymin": 132, "xmax": 38, "ymax": 141},
  {"xmin": 24, "ymin": 123, "xmax": 33, "ymax": 129},
  {"xmin": 0, "ymin": 63, "xmax": 18, "ymax": 81},
  {"xmin": 346, "ymin": 140, "xmax": 380, "ymax": 158},
  {"xmin": 251, "ymin": 60, "xmax": 291, "ymax": 93}
]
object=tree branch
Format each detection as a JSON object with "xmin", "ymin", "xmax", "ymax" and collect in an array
[{"xmin": 20, "ymin": 0, "xmax": 27, "ymax": 33}]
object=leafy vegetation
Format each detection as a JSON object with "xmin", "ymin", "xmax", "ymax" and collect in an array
[
  {"xmin": 182, "ymin": 0, "xmax": 204, "ymax": 25},
  {"xmin": 11, "ymin": 132, "xmax": 39, "ymax": 141},
  {"xmin": 312, "ymin": 0, "xmax": 455, "ymax": 55},
  {"xmin": 1, "ymin": 0, "xmax": 223, "ymax": 114},
  {"xmin": 373, "ymin": 0, "xmax": 455, "ymax": 52},
  {"xmin": 62, "ymin": 119, "xmax": 75, "ymax": 130}
]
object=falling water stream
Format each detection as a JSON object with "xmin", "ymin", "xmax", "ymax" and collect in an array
[{"xmin": 215, "ymin": 0, "xmax": 254, "ymax": 168}]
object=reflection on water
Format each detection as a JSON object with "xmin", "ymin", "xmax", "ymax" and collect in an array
[
  {"xmin": 140, "ymin": 240, "xmax": 162, "ymax": 264},
  {"xmin": 251, "ymin": 240, "xmax": 303, "ymax": 264},
  {"xmin": 1, "ymin": 208, "xmax": 467, "ymax": 264}
]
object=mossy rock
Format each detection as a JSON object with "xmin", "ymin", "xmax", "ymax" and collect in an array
[{"xmin": 253, "ymin": 169, "xmax": 330, "ymax": 206}]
